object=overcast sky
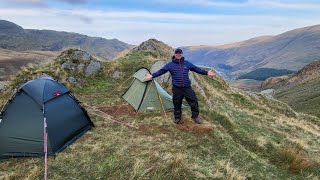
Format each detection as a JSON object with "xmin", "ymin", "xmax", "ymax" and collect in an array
[{"xmin": 0, "ymin": 0, "xmax": 319, "ymax": 47}]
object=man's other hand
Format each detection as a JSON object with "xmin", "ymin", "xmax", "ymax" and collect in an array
[
  {"xmin": 144, "ymin": 74, "xmax": 153, "ymax": 80},
  {"xmin": 207, "ymin": 70, "xmax": 216, "ymax": 77}
]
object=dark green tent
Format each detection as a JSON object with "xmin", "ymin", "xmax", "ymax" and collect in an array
[{"xmin": 0, "ymin": 77, "xmax": 94, "ymax": 160}]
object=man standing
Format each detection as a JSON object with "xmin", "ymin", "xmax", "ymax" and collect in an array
[{"xmin": 144, "ymin": 48, "xmax": 215, "ymax": 124}]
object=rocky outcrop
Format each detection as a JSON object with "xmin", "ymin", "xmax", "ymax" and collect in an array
[
  {"xmin": 133, "ymin": 39, "xmax": 173, "ymax": 59},
  {"xmin": 72, "ymin": 51, "xmax": 92, "ymax": 61},
  {"xmin": 150, "ymin": 60, "xmax": 171, "ymax": 84},
  {"xmin": 59, "ymin": 49, "xmax": 102, "ymax": 77}
]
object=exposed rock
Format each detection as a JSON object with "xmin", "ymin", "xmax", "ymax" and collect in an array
[
  {"xmin": 85, "ymin": 61, "xmax": 101, "ymax": 76},
  {"xmin": 0, "ymin": 81, "xmax": 5, "ymax": 91},
  {"xmin": 77, "ymin": 63, "xmax": 85, "ymax": 72},
  {"xmin": 72, "ymin": 50, "xmax": 92, "ymax": 61},
  {"xmin": 61, "ymin": 60, "xmax": 77, "ymax": 70},
  {"xmin": 112, "ymin": 70, "xmax": 123, "ymax": 79},
  {"xmin": 260, "ymin": 89, "xmax": 275, "ymax": 97},
  {"xmin": 150, "ymin": 60, "xmax": 171, "ymax": 85},
  {"xmin": 67, "ymin": 77, "xmax": 78, "ymax": 84}
]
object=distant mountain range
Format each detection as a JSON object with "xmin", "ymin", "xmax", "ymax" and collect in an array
[
  {"xmin": 182, "ymin": 24, "xmax": 320, "ymax": 79},
  {"xmin": 0, "ymin": 20, "xmax": 133, "ymax": 60}
]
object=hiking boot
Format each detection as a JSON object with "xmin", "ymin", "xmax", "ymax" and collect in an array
[
  {"xmin": 192, "ymin": 117, "xmax": 203, "ymax": 124},
  {"xmin": 174, "ymin": 118, "xmax": 182, "ymax": 124}
]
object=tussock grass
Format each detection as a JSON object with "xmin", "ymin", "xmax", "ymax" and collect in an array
[{"xmin": 271, "ymin": 146, "xmax": 318, "ymax": 174}]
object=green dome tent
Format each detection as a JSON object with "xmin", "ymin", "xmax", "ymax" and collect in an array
[
  {"xmin": 0, "ymin": 77, "xmax": 94, "ymax": 160},
  {"xmin": 122, "ymin": 67, "xmax": 184, "ymax": 112}
]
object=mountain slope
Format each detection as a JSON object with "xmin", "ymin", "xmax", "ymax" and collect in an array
[
  {"xmin": 182, "ymin": 24, "xmax": 320, "ymax": 78},
  {"xmin": 0, "ymin": 20, "xmax": 133, "ymax": 60},
  {"xmin": 0, "ymin": 40, "xmax": 319, "ymax": 179},
  {"xmin": 261, "ymin": 60, "xmax": 320, "ymax": 118},
  {"xmin": 0, "ymin": 49, "xmax": 57, "ymax": 80}
]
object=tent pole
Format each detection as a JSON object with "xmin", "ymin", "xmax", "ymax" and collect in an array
[
  {"xmin": 43, "ymin": 105, "xmax": 48, "ymax": 180},
  {"xmin": 113, "ymin": 103, "xmax": 126, "ymax": 116},
  {"xmin": 157, "ymin": 92, "xmax": 167, "ymax": 118}
]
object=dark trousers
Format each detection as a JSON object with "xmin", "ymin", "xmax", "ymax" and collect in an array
[{"xmin": 172, "ymin": 85, "xmax": 199, "ymax": 119}]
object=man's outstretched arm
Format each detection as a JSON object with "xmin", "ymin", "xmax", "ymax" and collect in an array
[
  {"xmin": 144, "ymin": 64, "xmax": 170, "ymax": 80},
  {"xmin": 189, "ymin": 62, "xmax": 216, "ymax": 77}
]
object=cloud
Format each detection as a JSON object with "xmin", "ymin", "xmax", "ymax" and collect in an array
[
  {"xmin": 0, "ymin": 0, "xmax": 88, "ymax": 8},
  {"xmin": 154, "ymin": 0, "xmax": 320, "ymax": 10},
  {"xmin": 154, "ymin": 0, "xmax": 248, "ymax": 7},
  {"xmin": 1, "ymin": 0, "xmax": 47, "ymax": 7},
  {"xmin": 58, "ymin": 0, "xmax": 88, "ymax": 5}
]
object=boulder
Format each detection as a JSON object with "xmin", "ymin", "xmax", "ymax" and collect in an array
[
  {"xmin": 85, "ymin": 61, "xmax": 101, "ymax": 76},
  {"xmin": 61, "ymin": 60, "xmax": 76, "ymax": 70},
  {"xmin": 72, "ymin": 51, "xmax": 92, "ymax": 61}
]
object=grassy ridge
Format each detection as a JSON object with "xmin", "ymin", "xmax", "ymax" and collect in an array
[
  {"xmin": 276, "ymin": 79, "xmax": 320, "ymax": 118},
  {"xmin": 0, "ymin": 49, "xmax": 319, "ymax": 179}
]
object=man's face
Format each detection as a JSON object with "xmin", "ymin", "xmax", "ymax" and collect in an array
[{"xmin": 174, "ymin": 52, "xmax": 182, "ymax": 60}]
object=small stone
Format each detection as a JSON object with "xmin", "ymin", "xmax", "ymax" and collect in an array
[
  {"xmin": 67, "ymin": 77, "xmax": 77, "ymax": 84},
  {"xmin": 112, "ymin": 70, "xmax": 123, "ymax": 79}
]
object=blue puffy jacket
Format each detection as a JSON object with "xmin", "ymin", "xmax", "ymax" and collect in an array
[{"xmin": 151, "ymin": 56, "xmax": 208, "ymax": 87}]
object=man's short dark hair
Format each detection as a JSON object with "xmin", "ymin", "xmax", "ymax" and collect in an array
[{"xmin": 175, "ymin": 48, "xmax": 183, "ymax": 54}]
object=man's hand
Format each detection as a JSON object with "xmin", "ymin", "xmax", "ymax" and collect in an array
[
  {"xmin": 144, "ymin": 74, "xmax": 153, "ymax": 81},
  {"xmin": 207, "ymin": 70, "xmax": 216, "ymax": 77}
]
